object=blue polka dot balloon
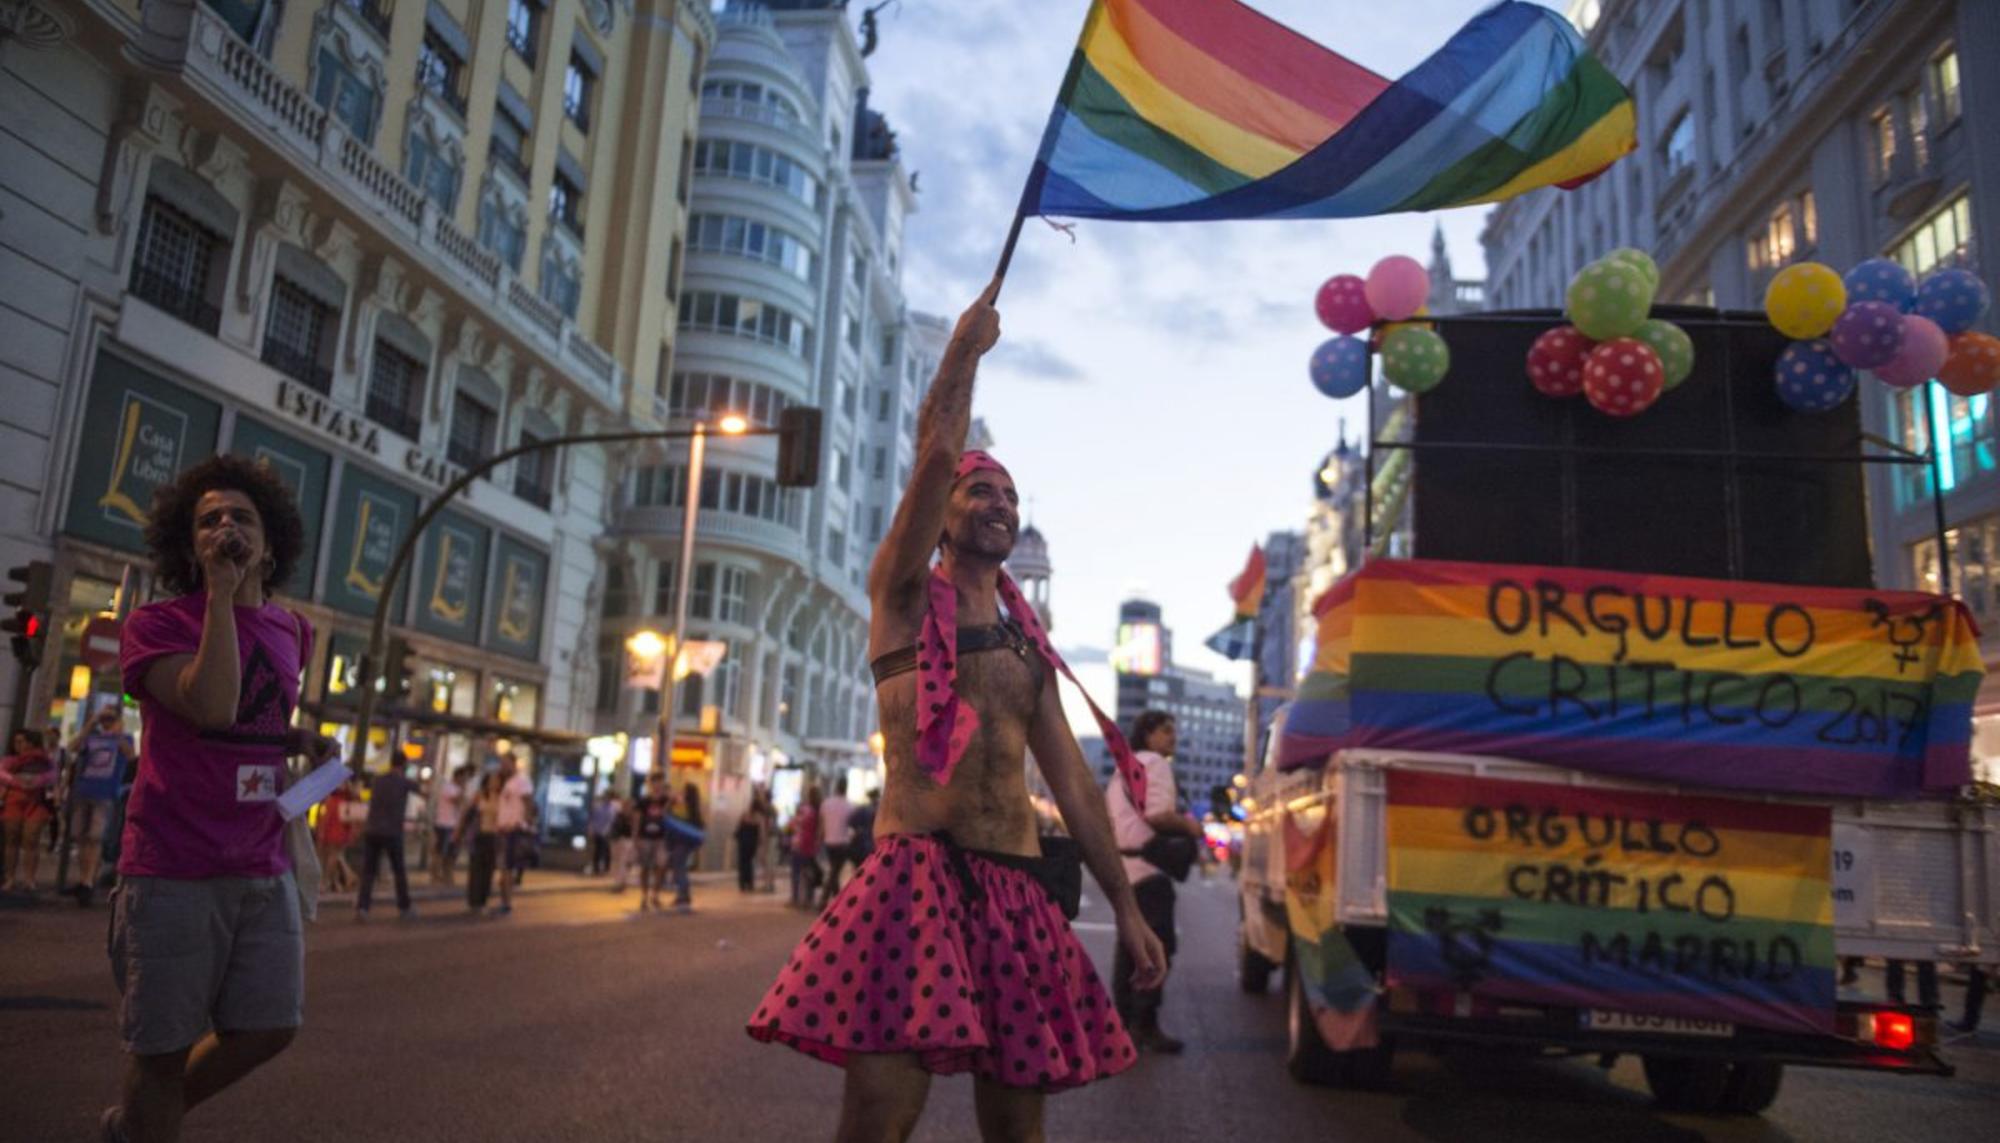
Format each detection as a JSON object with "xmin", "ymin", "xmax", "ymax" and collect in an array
[
  {"xmin": 1310, "ymin": 335, "xmax": 1370, "ymax": 399},
  {"xmin": 1774, "ymin": 339, "xmax": 1856, "ymax": 412},
  {"xmin": 1914, "ymin": 268, "xmax": 1991, "ymax": 335},
  {"xmin": 1843, "ymin": 257, "xmax": 1917, "ymax": 312}
]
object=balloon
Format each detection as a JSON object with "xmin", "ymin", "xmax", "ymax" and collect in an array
[
  {"xmin": 1828, "ymin": 301, "xmax": 1906, "ymax": 369},
  {"xmin": 1764, "ymin": 262, "xmax": 1847, "ymax": 339},
  {"xmin": 1526, "ymin": 325, "xmax": 1595, "ymax": 398},
  {"xmin": 1774, "ymin": 339, "xmax": 1856, "ymax": 412},
  {"xmin": 1938, "ymin": 331, "xmax": 2000, "ymax": 397},
  {"xmin": 1914, "ymin": 268, "xmax": 1992, "ymax": 336},
  {"xmin": 1582, "ymin": 338, "xmax": 1665, "ymax": 417},
  {"xmin": 1566, "ymin": 259, "xmax": 1654, "ymax": 340},
  {"xmin": 1309, "ymin": 336, "xmax": 1371, "ymax": 398},
  {"xmin": 1315, "ymin": 274, "xmax": 1374, "ymax": 335},
  {"xmin": 1632, "ymin": 319, "xmax": 1694, "ymax": 390},
  {"xmin": 1843, "ymin": 257, "xmax": 1917, "ymax": 312},
  {"xmin": 1379, "ymin": 326, "xmax": 1450, "ymax": 393},
  {"xmin": 1874, "ymin": 314, "xmax": 1950, "ymax": 389},
  {"xmin": 1604, "ymin": 247, "xmax": 1660, "ymax": 290},
  {"xmin": 1364, "ymin": 255, "xmax": 1430, "ymax": 322}
]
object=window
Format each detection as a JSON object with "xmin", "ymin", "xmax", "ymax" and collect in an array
[
  {"xmin": 366, "ymin": 341, "xmax": 425, "ymax": 439},
  {"xmin": 845, "ymin": 314, "xmax": 862, "ymax": 352},
  {"xmin": 832, "ymin": 448, "xmax": 851, "ymax": 490},
  {"xmin": 719, "ymin": 566, "xmax": 749, "ymax": 625},
  {"xmin": 476, "ymin": 197, "xmax": 526, "ymax": 271},
  {"xmin": 690, "ymin": 140, "xmax": 822, "ymax": 207},
  {"xmin": 515, "ymin": 432, "xmax": 551, "ymax": 507},
  {"xmin": 1870, "ymin": 107, "xmax": 1896, "ymax": 183},
  {"xmin": 685, "ymin": 213, "xmax": 816, "ymax": 280},
  {"xmin": 667, "ymin": 236, "xmax": 683, "ymax": 302},
  {"xmin": 677, "ymin": 136, "xmax": 693, "ymax": 206},
  {"xmin": 1800, "ymin": 190, "xmax": 1817, "ymax": 248},
  {"xmin": 1905, "ymin": 87, "xmax": 1929, "ymax": 172},
  {"xmin": 1892, "ymin": 193, "xmax": 1974, "ymax": 277},
  {"xmin": 871, "ymin": 446, "xmax": 886, "ymax": 479},
  {"xmin": 131, "ymin": 197, "xmax": 225, "ymax": 335},
  {"xmin": 654, "ymin": 561, "xmax": 677, "ymax": 615},
  {"xmin": 691, "ymin": 563, "xmax": 716, "ymax": 620},
  {"xmin": 490, "ymin": 103, "xmax": 531, "ymax": 183},
  {"xmin": 261, "ymin": 278, "xmax": 336, "ymax": 392},
  {"xmin": 1747, "ymin": 193, "xmax": 1813, "ymax": 270},
  {"xmin": 506, "ymin": 0, "xmax": 539, "ymax": 65},
  {"xmin": 550, "ymin": 172, "xmax": 583, "ymax": 236},
  {"xmin": 1662, "ymin": 110, "xmax": 1695, "ymax": 179},
  {"xmin": 564, "ymin": 51, "xmax": 596, "ymax": 130},
  {"xmin": 313, "ymin": 49, "xmax": 377, "ymax": 142},
  {"xmin": 602, "ymin": 563, "xmax": 628, "ymax": 617},
  {"xmin": 676, "ymin": 291, "xmax": 813, "ymax": 357},
  {"xmin": 1934, "ymin": 47, "xmax": 1960, "ymax": 125},
  {"xmin": 405, "ymin": 134, "xmax": 460, "ymax": 211},
  {"xmin": 875, "ymin": 388, "xmax": 890, "ymax": 422},
  {"xmin": 541, "ymin": 253, "xmax": 581, "ymax": 319},
  {"xmin": 868, "ymin": 505, "xmax": 884, "ymax": 543},
  {"xmin": 1913, "ymin": 515, "xmax": 2000, "ymax": 625},
  {"xmin": 416, "ymin": 28, "xmax": 467, "ymax": 116},
  {"xmin": 827, "ymin": 527, "xmax": 846, "ymax": 567},
  {"xmin": 448, "ymin": 391, "xmax": 496, "ymax": 471}
]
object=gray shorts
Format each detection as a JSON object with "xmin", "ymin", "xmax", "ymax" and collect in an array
[
  {"xmin": 634, "ymin": 838, "xmax": 667, "ymax": 869},
  {"xmin": 108, "ymin": 874, "xmax": 304, "ymax": 1056}
]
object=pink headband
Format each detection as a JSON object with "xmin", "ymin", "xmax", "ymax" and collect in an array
[{"xmin": 915, "ymin": 452, "xmax": 1148, "ymax": 807}]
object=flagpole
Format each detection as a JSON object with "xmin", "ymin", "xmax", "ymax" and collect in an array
[{"xmin": 991, "ymin": 209, "xmax": 1029, "ymax": 302}]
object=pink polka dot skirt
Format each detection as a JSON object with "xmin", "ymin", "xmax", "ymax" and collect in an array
[{"xmin": 746, "ymin": 834, "xmax": 1138, "ymax": 1091}]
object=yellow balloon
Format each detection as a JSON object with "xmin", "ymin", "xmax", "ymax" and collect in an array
[{"xmin": 1764, "ymin": 262, "xmax": 1847, "ymax": 340}]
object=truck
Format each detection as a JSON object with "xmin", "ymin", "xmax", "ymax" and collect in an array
[{"xmin": 1234, "ymin": 307, "xmax": 1998, "ymax": 1113}]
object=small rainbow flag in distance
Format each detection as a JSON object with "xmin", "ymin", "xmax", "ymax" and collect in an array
[
  {"xmin": 1205, "ymin": 544, "xmax": 1267, "ymax": 661},
  {"xmin": 1020, "ymin": 0, "xmax": 1636, "ymax": 221}
]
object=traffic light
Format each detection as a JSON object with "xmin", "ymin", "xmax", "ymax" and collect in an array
[
  {"xmin": 379, "ymin": 635, "xmax": 414, "ymax": 706},
  {"xmin": 775, "ymin": 405, "xmax": 823, "ymax": 488},
  {"xmin": 4, "ymin": 560, "xmax": 52, "ymax": 671}
]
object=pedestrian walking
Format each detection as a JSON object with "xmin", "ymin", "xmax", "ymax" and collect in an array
[
  {"xmin": 609, "ymin": 794, "xmax": 636, "ymax": 893},
  {"xmin": 355, "ymin": 763, "xmax": 416, "ymax": 920},
  {"xmin": 1, "ymin": 728, "xmax": 58, "ymax": 893},
  {"xmin": 746, "ymin": 286, "xmax": 1166, "ymax": 1141},
  {"xmin": 1107, "ymin": 710, "xmax": 1205, "ymax": 1054},
  {"xmin": 848, "ymin": 788, "xmax": 878, "ymax": 865},
  {"xmin": 633, "ymin": 780, "xmax": 672, "ymax": 910},
  {"xmin": 787, "ymin": 785, "xmax": 822, "ymax": 909},
  {"xmin": 665, "ymin": 782, "xmax": 705, "ymax": 912},
  {"xmin": 817, "ymin": 785, "xmax": 853, "ymax": 907},
  {"xmin": 466, "ymin": 771, "xmax": 503, "ymax": 913},
  {"xmin": 736, "ymin": 785, "xmax": 771, "ymax": 893},
  {"xmin": 315, "ymin": 777, "xmax": 360, "ymax": 895},
  {"xmin": 101, "ymin": 454, "xmax": 340, "ymax": 1143},
  {"xmin": 492, "ymin": 753, "xmax": 535, "ymax": 916},
  {"xmin": 587, "ymin": 794, "xmax": 618, "ymax": 876},
  {"xmin": 62, "ymin": 705, "xmax": 136, "ymax": 904},
  {"xmin": 430, "ymin": 764, "xmax": 469, "ymax": 885}
]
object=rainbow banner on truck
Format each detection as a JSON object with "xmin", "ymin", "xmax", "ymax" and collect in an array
[
  {"xmin": 1280, "ymin": 559, "xmax": 1983, "ymax": 799},
  {"xmin": 1384, "ymin": 770, "xmax": 1836, "ymax": 1035}
]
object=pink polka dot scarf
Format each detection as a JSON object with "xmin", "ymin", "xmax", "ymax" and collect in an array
[{"xmin": 916, "ymin": 452, "xmax": 1148, "ymax": 807}]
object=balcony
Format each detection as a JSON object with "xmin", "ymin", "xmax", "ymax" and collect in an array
[
  {"xmin": 260, "ymin": 339, "xmax": 333, "ymax": 393},
  {"xmin": 699, "ymin": 97, "xmax": 819, "ymax": 147},
  {"xmin": 621, "ymin": 503, "xmax": 808, "ymax": 566},
  {"xmin": 152, "ymin": 2, "xmax": 629, "ymax": 412},
  {"xmin": 130, "ymin": 266, "xmax": 221, "ymax": 335},
  {"xmin": 365, "ymin": 392, "xmax": 423, "ymax": 441}
]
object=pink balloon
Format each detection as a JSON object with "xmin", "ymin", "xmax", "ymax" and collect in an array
[
  {"xmin": 1875, "ymin": 314, "xmax": 1951, "ymax": 389},
  {"xmin": 1365, "ymin": 255, "xmax": 1430, "ymax": 321},
  {"xmin": 1315, "ymin": 274, "xmax": 1374, "ymax": 335}
]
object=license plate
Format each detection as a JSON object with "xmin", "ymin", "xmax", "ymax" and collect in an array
[{"xmin": 1583, "ymin": 1010, "xmax": 1735, "ymax": 1037}]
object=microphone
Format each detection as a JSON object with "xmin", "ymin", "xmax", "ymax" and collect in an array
[{"xmin": 220, "ymin": 536, "xmax": 250, "ymax": 563}]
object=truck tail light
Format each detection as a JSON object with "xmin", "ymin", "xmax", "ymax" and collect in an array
[{"xmin": 1873, "ymin": 1012, "xmax": 1915, "ymax": 1052}]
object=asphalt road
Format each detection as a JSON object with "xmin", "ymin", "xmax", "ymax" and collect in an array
[{"xmin": 5, "ymin": 867, "xmax": 1997, "ymax": 1141}]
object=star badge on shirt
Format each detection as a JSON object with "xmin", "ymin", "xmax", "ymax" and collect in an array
[{"xmin": 236, "ymin": 765, "xmax": 279, "ymax": 802}]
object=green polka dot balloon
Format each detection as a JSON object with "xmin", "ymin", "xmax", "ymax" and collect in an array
[
  {"xmin": 1566, "ymin": 259, "xmax": 1655, "ymax": 341},
  {"xmin": 1604, "ymin": 247, "xmax": 1661, "ymax": 291},
  {"xmin": 1633, "ymin": 318, "xmax": 1695, "ymax": 390},
  {"xmin": 1381, "ymin": 326, "xmax": 1450, "ymax": 393}
]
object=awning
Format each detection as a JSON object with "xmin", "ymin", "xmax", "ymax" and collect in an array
[{"xmin": 304, "ymin": 699, "xmax": 589, "ymax": 752}]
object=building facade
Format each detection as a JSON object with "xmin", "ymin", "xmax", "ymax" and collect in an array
[
  {"xmin": 0, "ymin": 0, "xmax": 712, "ymax": 810},
  {"xmin": 1481, "ymin": 0, "xmax": 2000, "ymax": 772},
  {"xmin": 1109, "ymin": 598, "xmax": 1240, "ymax": 816},
  {"xmin": 591, "ymin": 0, "xmax": 940, "ymax": 834}
]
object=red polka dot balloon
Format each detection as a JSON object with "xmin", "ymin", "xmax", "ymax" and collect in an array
[
  {"xmin": 1526, "ymin": 325, "xmax": 1595, "ymax": 397},
  {"xmin": 1582, "ymin": 337, "xmax": 1665, "ymax": 417}
]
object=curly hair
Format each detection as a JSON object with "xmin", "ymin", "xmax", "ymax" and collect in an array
[
  {"xmin": 1130, "ymin": 709, "xmax": 1176, "ymax": 754},
  {"xmin": 144, "ymin": 454, "xmax": 307, "ymax": 598}
]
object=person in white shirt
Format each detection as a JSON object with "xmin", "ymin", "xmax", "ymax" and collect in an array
[
  {"xmin": 1105, "ymin": 710, "xmax": 1204, "ymax": 1054},
  {"xmin": 430, "ymin": 764, "xmax": 470, "ymax": 885},
  {"xmin": 817, "ymin": 789, "xmax": 854, "ymax": 907},
  {"xmin": 491, "ymin": 753, "xmax": 535, "ymax": 917}
]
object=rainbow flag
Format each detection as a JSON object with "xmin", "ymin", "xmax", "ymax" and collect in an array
[
  {"xmin": 1282, "ymin": 559, "xmax": 1984, "ymax": 799},
  {"xmin": 1228, "ymin": 544, "xmax": 1268, "ymax": 621},
  {"xmin": 1384, "ymin": 770, "xmax": 1836, "ymax": 1035},
  {"xmin": 1286, "ymin": 808, "xmax": 1381, "ymax": 1048},
  {"xmin": 1020, "ymin": 0, "xmax": 1636, "ymax": 221}
]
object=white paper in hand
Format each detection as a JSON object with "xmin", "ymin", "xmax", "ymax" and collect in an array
[{"xmin": 278, "ymin": 757, "xmax": 353, "ymax": 821}]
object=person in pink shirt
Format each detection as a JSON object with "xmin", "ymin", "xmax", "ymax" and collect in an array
[
  {"xmin": 1, "ymin": 728, "xmax": 59, "ymax": 892},
  {"xmin": 101, "ymin": 455, "xmax": 337, "ymax": 1143}
]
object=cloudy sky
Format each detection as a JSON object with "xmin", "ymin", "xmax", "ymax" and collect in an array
[{"xmin": 857, "ymin": 0, "xmax": 1561, "ymax": 688}]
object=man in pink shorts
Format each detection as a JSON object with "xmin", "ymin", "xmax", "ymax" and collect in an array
[{"xmin": 747, "ymin": 282, "xmax": 1169, "ymax": 1141}]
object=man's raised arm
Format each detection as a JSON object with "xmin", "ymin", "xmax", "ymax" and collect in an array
[{"xmin": 867, "ymin": 281, "xmax": 1002, "ymax": 603}]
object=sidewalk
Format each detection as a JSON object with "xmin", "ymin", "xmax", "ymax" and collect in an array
[{"xmin": 319, "ymin": 866, "xmax": 751, "ymax": 907}]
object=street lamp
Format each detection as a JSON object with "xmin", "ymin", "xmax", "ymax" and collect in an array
[{"xmin": 656, "ymin": 415, "xmax": 751, "ymax": 780}]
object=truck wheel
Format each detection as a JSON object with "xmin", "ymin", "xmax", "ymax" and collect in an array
[
  {"xmin": 1285, "ymin": 954, "xmax": 1346, "ymax": 1085},
  {"xmin": 1641, "ymin": 1055, "xmax": 1731, "ymax": 1112},
  {"xmin": 1717, "ymin": 1061, "xmax": 1784, "ymax": 1114},
  {"xmin": 1240, "ymin": 939, "xmax": 1276, "ymax": 994}
]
